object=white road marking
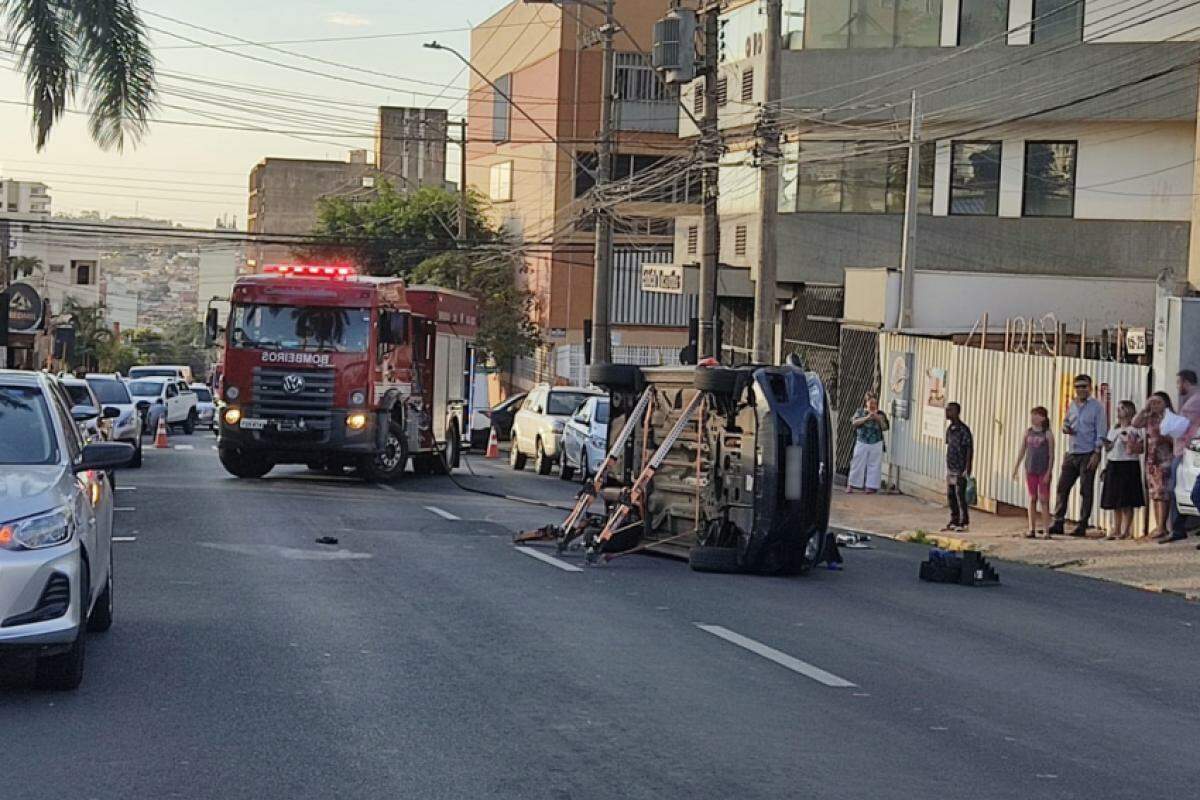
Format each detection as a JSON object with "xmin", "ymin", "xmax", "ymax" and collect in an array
[
  {"xmin": 114, "ymin": 507, "xmax": 136, "ymax": 512},
  {"xmin": 424, "ymin": 505, "xmax": 461, "ymax": 521},
  {"xmin": 112, "ymin": 536, "xmax": 138, "ymax": 543},
  {"xmin": 694, "ymin": 624, "xmax": 857, "ymax": 688},
  {"xmin": 514, "ymin": 546, "xmax": 583, "ymax": 572},
  {"xmin": 174, "ymin": 444, "xmax": 195, "ymax": 451},
  {"xmin": 115, "ymin": 486, "xmax": 137, "ymax": 491}
]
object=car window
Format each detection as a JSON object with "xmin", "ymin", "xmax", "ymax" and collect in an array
[
  {"xmin": 166, "ymin": 384, "xmax": 179, "ymax": 398},
  {"xmin": 594, "ymin": 400, "xmax": 610, "ymax": 425},
  {"xmin": 0, "ymin": 386, "xmax": 59, "ymax": 465},
  {"xmin": 47, "ymin": 385, "xmax": 82, "ymax": 461},
  {"xmin": 575, "ymin": 399, "xmax": 592, "ymax": 423},
  {"xmin": 64, "ymin": 383, "xmax": 95, "ymax": 408},
  {"xmin": 522, "ymin": 389, "xmax": 543, "ymax": 413},
  {"xmin": 547, "ymin": 391, "xmax": 594, "ymax": 416},
  {"xmin": 128, "ymin": 380, "xmax": 164, "ymax": 398},
  {"xmin": 193, "ymin": 387, "xmax": 213, "ymax": 402},
  {"xmin": 87, "ymin": 378, "xmax": 131, "ymax": 405}
]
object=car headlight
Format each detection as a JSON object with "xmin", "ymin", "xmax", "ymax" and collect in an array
[
  {"xmin": 350, "ymin": 390, "xmax": 366, "ymax": 406},
  {"xmin": 226, "ymin": 386, "xmax": 240, "ymax": 401},
  {"xmin": 0, "ymin": 507, "xmax": 75, "ymax": 551}
]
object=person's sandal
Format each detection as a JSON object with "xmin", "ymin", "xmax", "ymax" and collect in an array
[{"xmin": 1024, "ymin": 530, "xmax": 1036, "ymax": 539}]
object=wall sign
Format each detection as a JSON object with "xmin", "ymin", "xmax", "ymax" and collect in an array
[
  {"xmin": 641, "ymin": 263, "xmax": 684, "ymax": 295},
  {"xmin": 922, "ymin": 367, "xmax": 948, "ymax": 439},
  {"xmin": 1125, "ymin": 327, "xmax": 1147, "ymax": 355}
]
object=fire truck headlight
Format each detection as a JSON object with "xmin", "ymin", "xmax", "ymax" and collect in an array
[
  {"xmin": 350, "ymin": 391, "xmax": 366, "ymax": 406},
  {"xmin": 224, "ymin": 407, "xmax": 243, "ymax": 426},
  {"xmin": 225, "ymin": 386, "xmax": 240, "ymax": 401},
  {"xmin": 346, "ymin": 412, "xmax": 368, "ymax": 431}
]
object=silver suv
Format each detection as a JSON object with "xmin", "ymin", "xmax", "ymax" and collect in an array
[
  {"xmin": 509, "ymin": 384, "xmax": 603, "ymax": 475},
  {"xmin": 86, "ymin": 373, "xmax": 144, "ymax": 467},
  {"xmin": 0, "ymin": 371, "xmax": 134, "ymax": 690}
]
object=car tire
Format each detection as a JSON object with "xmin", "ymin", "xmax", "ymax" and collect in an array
[
  {"xmin": 559, "ymin": 452, "xmax": 575, "ymax": 481},
  {"xmin": 87, "ymin": 549, "xmax": 114, "ymax": 633},
  {"xmin": 687, "ymin": 545, "xmax": 742, "ymax": 574},
  {"xmin": 509, "ymin": 440, "xmax": 527, "ymax": 471},
  {"xmin": 360, "ymin": 420, "xmax": 408, "ymax": 482},
  {"xmin": 694, "ymin": 366, "xmax": 741, "ymax": 397},
  {"xmin": 218, "ymin": 446, "xmax": 274, "ymax": 479},
  {"xmin": 589, "ymin": 363, "xmax": 642, "ymax": 391},
  {"xmin": 35, "ymin": 573, "xmax": 88, "ymax": 691},
  {"xmin": 534, "ymin": 438, "xmax": 553, "ymax": 476},
  {"xmin": 183, "ymin": 410, "xmax": 197, "ymax": 435}
]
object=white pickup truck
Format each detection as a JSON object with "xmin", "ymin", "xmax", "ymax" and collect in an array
[{"xmin": 127, "ymin": 377, "xmax": 200, "ymax": 435}]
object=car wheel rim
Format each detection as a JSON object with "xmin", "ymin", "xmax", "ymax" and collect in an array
[{"xmin": 805, "ymin": 533, "xmax": 822, "ymax": 563}]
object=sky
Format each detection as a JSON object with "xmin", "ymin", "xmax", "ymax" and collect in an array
[{"xmin": 0, "ymin": 0, "xmax": 508, "ymax": 227}]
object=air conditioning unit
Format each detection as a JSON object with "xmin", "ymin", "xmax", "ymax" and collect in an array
[{"xmin": 652, "ymin": 8, "xmax": 698, "ymax": 85}]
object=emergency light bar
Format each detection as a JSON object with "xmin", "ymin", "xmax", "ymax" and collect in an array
[{"xmin": 265, "ymin": 264, "xmax": 357, "ymax": 279}]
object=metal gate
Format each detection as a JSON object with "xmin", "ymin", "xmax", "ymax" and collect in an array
[
  {"xmin": 781, "ymin": 284, "xmax": 843, "ymax": 400},
  {"xmin": 718, "ymin": 297, "xmax": 754, "ymax": 365},
  {"xmin": 836, "ymin": 326, "xmax": 881, "ymax": 475}
]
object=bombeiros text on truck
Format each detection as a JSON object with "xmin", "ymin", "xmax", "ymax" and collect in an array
[{"xmin": 205, "ymin": 264, "xmax": 479, "ymax": 481}]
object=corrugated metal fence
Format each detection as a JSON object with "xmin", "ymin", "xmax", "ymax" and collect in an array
[
  {"xmin": 610, "ymin": 247, "xmax": 696, "ymax": 327},
  {"xmin": 879, "ymin": 333, "xmax": 1151, "ymax": 534}
]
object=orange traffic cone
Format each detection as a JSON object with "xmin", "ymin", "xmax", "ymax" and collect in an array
[
  {"xmin": 485, "ymin": 427, "xmax": 500, "ymax": 459},
  {"xmin": 154, "ymin": 415, "xmax": 169, "ymax": 449}
]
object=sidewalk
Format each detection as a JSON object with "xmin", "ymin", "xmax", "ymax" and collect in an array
[{"xmin": 832, "ymin": 490, "xmax": 1200, "ymax": 601}]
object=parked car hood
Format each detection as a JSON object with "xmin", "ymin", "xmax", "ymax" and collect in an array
[{"xmin": 0, "ymin": 465, "xmax": 74, "ymax": 522}]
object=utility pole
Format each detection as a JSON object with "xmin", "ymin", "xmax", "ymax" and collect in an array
[
  {"xmin": 452, "ymin": 119, "xmax": 469, "ymax": 241},
  {"xmin": 752, "ymin": 0, "xmax": 782, "ymax": 364},
  {"xmin": 590, "ymin": 0, "xmax": 617, "ymax": 366},
  {"xmin": 898, "ymin": 89, "xmax": 921, "ymax": 330},
  {"xmin": 0, "ymin": 218, "xmax": 9, "ymax": 368},
  {"xmin": 698, "ymin": 3, "xmax": 720, "ymax": 360}
]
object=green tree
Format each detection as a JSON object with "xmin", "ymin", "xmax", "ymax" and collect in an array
[
  {"xmin": 61, "ymin": 299, "xmax": 113, "ymax": 372},
  {"xmin": 5, "ymin": 0, "xmax": 157, "ymax": 149},
  {"xmin": 9, "ymin": 255, "xmax": 43, "ymax": 280},
  {"xmin": 310, "ymin": 184, "xmax": 540, "ymax": 363}
]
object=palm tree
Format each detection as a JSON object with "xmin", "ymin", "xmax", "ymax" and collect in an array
[
  {"xmin": 62, "ymin": 298, "xmax": 113, "ymax": 371},
  {"xmin": 4, "ymin": 1, "xmax": 156, "ymax": 149}
]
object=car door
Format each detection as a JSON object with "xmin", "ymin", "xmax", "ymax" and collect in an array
[
  {"xmin": 563, "ymin": 398, "xmax": 591, "ymax": 469},
  {"xmin": 178, "ymin": 381, "xmax": 195, "ymax": 420},
  {"xmin": 163, "ymin": 382, "xmax": 181, "ymax": 423},
  {"xmin": 586, "ymin": 399, "xmax": 609, "ymax": 468},
  {"xmin": 49, "ymin": 386, "xmax": 107, "ymax": 609},
  {"xmin": 515, "ymin": 389, "xmax": 543, "ymax": 454}
]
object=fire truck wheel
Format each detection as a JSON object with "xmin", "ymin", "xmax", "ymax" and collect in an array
[
  {"xmin": 534, "ymin": 439, "xmax": 553, "ymax": 475},
  {"xmin": 434, "ymin": 423, "xmax": 460, "ymax": 473},
  {"xmin": 694, "ymin": 366, "xmax": 740, "ymax": 397},
  {"xmin": 687, "ymin": 545, "xmax": 742, "ymax": 574},
  {"xmin": 218, "ymin": 447, "xmax": 274, "ymax": 479},
  {"xmin": 362, "ymin": 421, "xmax": 408, "ymax": 482}
]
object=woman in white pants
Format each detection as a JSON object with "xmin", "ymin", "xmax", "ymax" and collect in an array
[{"xmin": 848, "ymin": 392, "xmax": 888, "ymax": 493}]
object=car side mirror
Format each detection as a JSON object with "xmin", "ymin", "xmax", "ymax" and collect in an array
[
  {"xmin": 75, "ymin": 441, "xmax": 134, "ymax": 472},
  {"xmin": 71, "ymin": 405, "xmax": 100, "ymax": 422},
  {"xmin": 102, "ymin": 406, "xmax": 121, "ymax": 419},
  {"xmin": 205, "ymin": 307, "xmax": 220, "ymax": 347}
]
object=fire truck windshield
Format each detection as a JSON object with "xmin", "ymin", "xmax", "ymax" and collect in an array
[{"xmin": 230, "ymin": 304, "xmax": 371, "ymax": 353}]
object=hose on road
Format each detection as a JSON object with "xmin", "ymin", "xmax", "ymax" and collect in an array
[{"xmin": 432, "ymin": 442, "xmax": 576, "ymax": 513}]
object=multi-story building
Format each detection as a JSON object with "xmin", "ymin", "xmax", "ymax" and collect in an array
[
  {"xmin": 246, "ymin": 106, "xmax": 449, "ymax": 271},
  {"xmin": 1, "ymin": 179, "xmax": 51, "ymax": 215},
  {"xmin": 1, "ymin": 182, "xmax": 102, "ymax": 313},
  {"xmin": 672, "ymin": 0, "xmax": 1200, "ymax": 357},
  {"xmin": 466, "ymin": 1, "xmax": 698, "ymax": 386}
]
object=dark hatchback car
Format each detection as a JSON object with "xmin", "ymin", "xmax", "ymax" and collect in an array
[{"xmin": 485, "ymin": 393, "xmax": 527, "ymax": 441}]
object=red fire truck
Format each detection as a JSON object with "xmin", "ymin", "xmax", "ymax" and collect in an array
[{"xmin": 206, "ymin": 264, "xmax": 479, "ymax": 481}]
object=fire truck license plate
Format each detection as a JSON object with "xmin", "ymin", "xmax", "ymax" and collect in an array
[{"xmin": 239, "ymin": 418, "xmax": 268, "ymax": 430}]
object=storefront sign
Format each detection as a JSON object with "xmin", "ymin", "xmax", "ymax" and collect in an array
[{"xmin": 4, "ymin": 283, "xmax": 43, "ymax": 333}]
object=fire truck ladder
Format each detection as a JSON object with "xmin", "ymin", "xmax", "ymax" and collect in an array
[
  {"xmin": 513, "ymin": 386, "xmax": 656, "ymax": 549},
  {"xmin": 585, "ymin": 391, "xmax": 705, "ymax": 562}
]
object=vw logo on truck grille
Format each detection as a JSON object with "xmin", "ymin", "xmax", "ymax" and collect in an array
[{"xmin": 282, "ymin": 373, "xmax": 307, "ymax": 394}]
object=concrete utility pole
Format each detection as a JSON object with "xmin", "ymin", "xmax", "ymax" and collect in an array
[
  {"xmin": 752, "ymin": 0, "xmax": 782, "ymax": 364},
  {"xmin": 698, "ymin": 3, "xmax": 720, "ymax": 360},
  {"xmin": 589, "ymin": 0, "xmax": 617, "ymax": 366},
  {"xmin": 898, "ymin": 90, "xmax": 921, "ymax": 330},
  {"xmin": 453, "ymin": 119, "xmax": 469, "ymax": 241},
  {"xmin": 0, "ymin": 218, "xmax": 9, "ymax": 368}
]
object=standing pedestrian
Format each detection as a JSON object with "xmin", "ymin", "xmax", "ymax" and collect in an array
[
  {"xmin": 1012, "ymin": 406, "xmax": 1055, "ymax": 539},
  {"xmin": 943, "ymin": 402, "xmax": 974, "ymax": 533},
  {"xmin": 1100, "ymin": 400, "xmax": 1145, "ymax": 540},
  {"xmin": 1133, "ymin": 391, "xmax": 1174, "ymax": 540},
  {"xmin": 848, "ymin": 391, "xmax": 888, "ymax": 494},
  {"xmin": 1158, "ymin": 369, "xmax": 1200, "ymax": 544},
  {"xmin": 1048, "ymin": 374, "xmax": 1107, "ymax": 537}
]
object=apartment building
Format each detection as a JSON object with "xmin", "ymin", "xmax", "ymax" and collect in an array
[
  {"xmin": 246, "ymin": 106, "xmax": 449, "ymax": 271},
  {"xmin": 673, "ymin": 0, "xmax": 1200, "ymax": 352},
  {"xmin": 466, "ymin": 1, "xmax": 698, "ymax": 385}
]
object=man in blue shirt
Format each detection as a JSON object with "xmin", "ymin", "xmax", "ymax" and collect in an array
[{"xmin": 1049, "ymin": 374, "xmax": 1107, "ymax": 537}]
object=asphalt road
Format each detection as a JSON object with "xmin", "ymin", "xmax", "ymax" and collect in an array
[{"xmin": 2, "ymin": 433, "xmax": 1197, "ymax": 799}]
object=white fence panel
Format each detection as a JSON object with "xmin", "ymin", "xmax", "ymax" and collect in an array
[{"xmin": 878, "ymin": 333, "xmax": 957, "ymax": 498}]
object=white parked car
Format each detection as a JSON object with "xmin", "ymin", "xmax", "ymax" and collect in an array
[
  {"xmin": 190, "ymin": 383, "xmax": 216, "ymax": 431},
  {"xmin": 58, "ymin": 377, "xmax": 111, "ymax": 445},
  {"xmin": 559, "ymin": 395, "xmax": 610, "ymax": 483},
  {"xmin": 0, "ymin": 370, "xmax": 134, "ymax": 690},
  {"xmin": 1176, "ymin": 434, "xmax": 1200, "ymax": 518},
  {"xmin": 128, "ymin": 364, "xmax": 195, "ymax": 384},
  {"xmin": 127, "ymin": 377, "xmax": 199, "ymax": 435},
  {"xmin": 509, "ymin": 384, "xmax": 603, "ymax": 475},
  {"xmin": 85, "ymin": 374, "xmax": 144, "ymax": 468}
]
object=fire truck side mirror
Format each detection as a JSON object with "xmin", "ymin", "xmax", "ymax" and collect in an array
[
  {"xmin": 204, "ymin": 308, "xmax": 220, "ymax": 347},
  {"xmin": 379, "ymin": 310, "xmax": 409, "ymax": 346}
]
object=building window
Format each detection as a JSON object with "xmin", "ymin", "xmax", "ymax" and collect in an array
[
  {"xmin": 793, "ymin": 140, "xmax": 934, "ymax": 214},
  {"xmin": 806, "ymin": 0, "xmax": 942, "ymax": 49},
  {"xmin": 716, "ymin": 75, "xmax": 728, "ymax": 107},
  {"xmin": 687, "ymin": 225, "xmax": 698, "ymax": 255},
  {"xmin": 741, "ymin": 68, "xmax": 755, "ymax": 103},
  {"xmin": 734, "ymin": 225, "xmax": 748, "ymax": 256},
  {"xmin": 1032, "ymin": 0, "xmax": 1083, "ymax": 44},
  {"xmin": 1023, "ymin": 141, "xmax": 1077, "ymax": 217},
  {"xmin": 72, "ymin": 260, "xmax": 96, "ymax": 286},
  {"xmin": 493, "ymin": 73, "xmax": 512, "ymax": 143},
  {"xmin": 489, "ymin": 161, "xmax": 513, "ymax": 202},
  {"xmin": 693, "ymin": 83, "xmax": 704, "ymax": 116},
  {"xmin": 614, "ymin": 53, "xmax": 670, "ymax": 102},
  {"xmin": 959, "ymin": 0, "xmax": 1010, "ymax": 46},
  {"xmin": 575, "ymin": 152, "xmax": 701, "ymax": 204},
  {"xmin": 949, "ymin": 141, "xmax": 1002, "ymax": 216}
]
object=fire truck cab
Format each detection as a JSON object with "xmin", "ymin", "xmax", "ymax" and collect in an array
[{"xmin": 211, "ymin": 265, "xmax": 478, "ymax": 482}]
